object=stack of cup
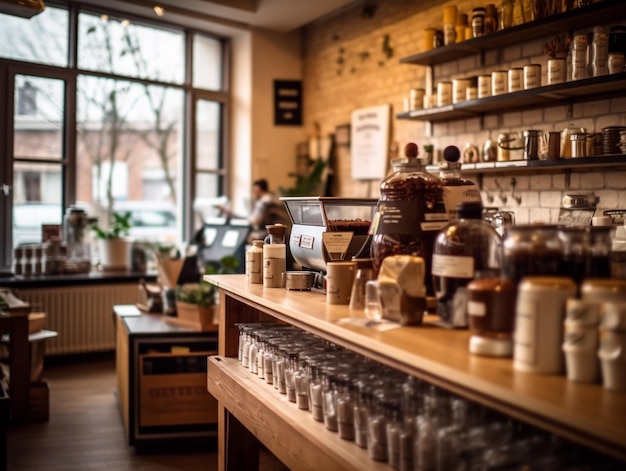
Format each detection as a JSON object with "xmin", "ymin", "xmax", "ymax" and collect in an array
[
  {"xmin": 598, "ymin": 302, "xmax": 626, "ymax": 391},
  {"xmin": 562, "ymin": 298, "xmax": 600, "ymax": 382}
]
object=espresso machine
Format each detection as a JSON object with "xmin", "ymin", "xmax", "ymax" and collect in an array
[{"xmin": 280, "ymin": 197, "xmax": 378, "ymax": 289}]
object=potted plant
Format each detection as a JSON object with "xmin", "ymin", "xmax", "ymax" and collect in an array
[
  {"xmin": 91, "ymin": 211, "xmax": 133, "ymax": 270},
  {"xmin": 174, "ymin": 256, "xmax": 238, "ymax": 330}
]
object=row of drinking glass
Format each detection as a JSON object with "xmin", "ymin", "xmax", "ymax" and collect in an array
[{"xmin": 235, "ymin": 322, "xmax": 619, "ymax": 470}]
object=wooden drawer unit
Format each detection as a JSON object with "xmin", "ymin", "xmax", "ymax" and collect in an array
[{"xmin": 114, "ymin": 305, "xmax": 218, "ymax": 447}]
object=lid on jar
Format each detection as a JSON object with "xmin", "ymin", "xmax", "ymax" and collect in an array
[
  {"xmin": 252, "ymin": 240, "xmax": 264, "ymax": 247},
  {"xmin": 456, "ymin": 202, "xmax": 483, "ymax": 219},
  {"xmin": 472, "ymin": 7, "xmax": 486, "ymax": 13},
  {"xmin": 519, "ymin": 276, "xmax": 577, "ymax": 290},
  {"xmin": 467, "ymin": 276, "xmax": 515, "ymax": 292}
]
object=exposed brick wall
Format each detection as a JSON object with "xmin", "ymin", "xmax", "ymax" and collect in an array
[{"xmin": 302, "ymin": 0, "xmax": 626, "ymax": 223}]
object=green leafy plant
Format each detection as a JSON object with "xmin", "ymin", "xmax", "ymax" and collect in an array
[
  {"xmin": 279, "ymin": 157, "xmax": 328, "ymax": 197},
  {"xmin": 91, "ymin": 211, "xmax": 132, "ymax": 239},
  {"xmin": 175, "ymin": 255, "xmax": 239, "ymax": 307}
]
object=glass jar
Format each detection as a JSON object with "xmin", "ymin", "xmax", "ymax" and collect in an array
[
  {"xmin": 349, "ymin": 258, "xmax": 375, "ymax": 310},
  {"xmin": 284, "ymin": 351, "xmax": 300, "ymax": 403},
  {"xmin": 467, "ymin": 277, "xmax": 517, "ymax": 357},
  {"xmin": 498, "ymin": 0, "xmax": 514, "ymax": 29},
  {"xmin": 484, "ymin": 4, "xmax": 498, "ymax": 34},
  {"xmin": 592, "ymin": 26, "xmax": 609, "ymax": 77},
  {"xmin": 502, "ymin": 225, "xmax": 563, "ymax": 286},
  {"xmin": 558, "ymin": 226, "xmax": 614, "ymax": 284},
  {"xmin": 321, "ymin": 367, "xmax": 339, "ymax": 432},
  {"xmin": 370, "ymin": 142, "xmax": 447, "ymax": 296},
  {"xmin": 383, "ymin": 393, "xmax": 403, "ymax": 469},
  {"xmin": 472, "ymin": 8, "xmax": 486, "ymax": 38},
  {"xmin": 336, "ymin": 373, "xmax": 356, "ymax": 440},
  {"xmin": 415, "ymin": 389, "xmax": 452, "ymax": 471},
  {"xmin": 432, "ymin": 202, "xmax": 502, "ymax": 328},
  {"xmin": 367, "ymin": 389, "xmax": 389, "ymax": 462},
  {"xmin": 439, "ymin": 146, "xmax": 482, "ymax": 223}
]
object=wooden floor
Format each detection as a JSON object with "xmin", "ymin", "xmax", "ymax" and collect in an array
[{"xmin": 7, "ymin": 356, "xmax": 288, "ymax": 471}]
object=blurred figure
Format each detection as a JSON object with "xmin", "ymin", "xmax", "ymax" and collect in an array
[{"xmin": 217, "ymin": 179, "xmax": 291, "ymax": 244}]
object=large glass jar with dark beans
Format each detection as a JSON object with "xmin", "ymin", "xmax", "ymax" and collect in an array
[
  {"xmin": 432, "ymin": 202, "xmax": 502, "ymax": 327},
  {"xmin": 558, "ymin": 226, "xmax": 614, "ymax": 284},
  {"xmin": 501, "ymin": 225, "xmax": 563, "ymax": 286},
  {"xmin": 370, "ymin": 142, "xmax": 448, "ymax": 296}
]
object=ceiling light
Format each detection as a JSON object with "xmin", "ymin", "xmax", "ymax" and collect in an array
[
  {"xmin": 153, "ymin": 6, "xmax": 164, "ymax": 17},
  {"xmin": 100, "ymin": 14, "xmax": 108, "ymax": 22},
  {"xmin": 121, "ymin": 19, "xmax": 130, "ymax": 27}
]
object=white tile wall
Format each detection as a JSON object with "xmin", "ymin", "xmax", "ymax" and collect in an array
[{"xmin": 426, "ymin": 29, "xmax": 626, "ymax": 225}]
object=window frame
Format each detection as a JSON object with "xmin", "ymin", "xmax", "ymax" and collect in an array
[{"xmin": 0, "ymin": 1, "xmax": 230, "ymax": 269}]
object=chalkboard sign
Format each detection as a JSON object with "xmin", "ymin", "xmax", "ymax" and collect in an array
[{"xmin": 274, "ymin": 80, "xmax": 302, "ymax": 126}]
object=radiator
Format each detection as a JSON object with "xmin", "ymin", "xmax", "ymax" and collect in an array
[{"xmin": 15, "ymin": 283, "xmax": 141, "ymax": 356}]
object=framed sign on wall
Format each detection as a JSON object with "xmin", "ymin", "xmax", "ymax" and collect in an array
[
  {"xmin": 350, "ymin": 104, "xmax": 390, "ymax": 180},
  {"xmin": 274, "ymin": 80, "xmax": 302, "ymax": 126}
]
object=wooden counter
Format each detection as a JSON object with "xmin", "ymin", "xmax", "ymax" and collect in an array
[{"xmin": 206, "ymin": 274, "xmax": 626, "ymax": 469}]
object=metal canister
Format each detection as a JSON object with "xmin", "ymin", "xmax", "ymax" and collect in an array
[{"xmin": 570, "ymin": 133, "xmax": 587, "ymax": 158}]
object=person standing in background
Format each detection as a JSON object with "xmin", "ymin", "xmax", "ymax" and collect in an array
[{"xmin": 217, "ymin": 178, "xmax": 291, "ymax": 244}]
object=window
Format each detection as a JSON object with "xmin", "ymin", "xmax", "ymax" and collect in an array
[
  {"xmin": 0, "ymin": 4, "xmax": 229, "ymax": 268},
  {"xmin": 0, "ymin": 7, "xmax": 69, "ymax": 67}
]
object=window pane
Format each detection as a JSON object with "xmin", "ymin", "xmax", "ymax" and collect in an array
[
  {"xmin": 13, "ymin": 162, "xmax": 63, "ymax": 247},
  {"xmin": 78, "ymin": 12, "xmax": 185, "ymax": 84},
  {"xmin": 0, "ymin": 6, "xmax": 69, "ymax": 67},
  {"xmin": 193, "ymin": 35, "xmax": 223, "ymax": 90},
  {"xmin": 196, "ymin": 100, "xmax": 221, "ymax": 170},
  {"xmin": 196, "ymin": 173, "xmax": 222, "ymax": 199},
  {"xmin": 14, "ymin": 75, "xmax": 65, "ymax": 160},
  {"xmin": 76, "ymin": 75, "xmax": 183, "ymax": 243}
]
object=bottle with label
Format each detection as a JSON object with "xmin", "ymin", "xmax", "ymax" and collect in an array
[
  {"xmin": 246, "ymin": 240, "xmax": 264, "ymax": 284},
  {"xmin": 432, "ymin": 202, "xmax": 502, "ymax": 327},
  {"xmin": 370, "ymin": 142, "xmax": 448, "ymax": 296},
  {"xmin": 439, "ymin": 145, "xmax": 482, "ymax": 223}
]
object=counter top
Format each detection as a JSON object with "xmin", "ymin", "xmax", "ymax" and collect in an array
[
  {"xmin": 0, "ymin": 271, "xmax": 157, "ymax": 288},
  {"xmin": 206, "ymin": 274, "xmax": 626, "ymax": 461}
]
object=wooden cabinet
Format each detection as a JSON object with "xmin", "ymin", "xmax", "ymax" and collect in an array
[
  {"xmin": 114, "ymin": 305, "xmax": 218, "ymax": 447},
  {"xmin": 206, "ymin": 275, "xmax": 626, "ymax": 470}
]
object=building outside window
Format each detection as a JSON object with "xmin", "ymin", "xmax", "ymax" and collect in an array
[{"xmin": 0, "ymin": 3, "xmax": 229, "ymax": 265}]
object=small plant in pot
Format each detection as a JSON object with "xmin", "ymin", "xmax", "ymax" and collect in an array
[
  {"xmin": 91, "ymin": 211, "xmax": 133, "ymax": 271},
  {"xmin": 174, "ymin": 256, "xmax": 238, "ymax": 330}
]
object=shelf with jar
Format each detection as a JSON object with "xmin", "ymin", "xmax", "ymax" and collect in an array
[
  {"xmin": 396, "ymin": 71, "xmax": 626, "ymax": 123},
  {"xmin": 400, "ymin": 0, "xmax": 626, "ymax": 67},
  {"xmin": 425, "ymin": 154, "xmax": 626, "ymax": 175},
  {"xmin": 206, "ymin": 274, "xmax": 626, "ymax": 467}
]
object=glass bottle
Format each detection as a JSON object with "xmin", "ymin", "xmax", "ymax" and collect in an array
[
  {"xmin": 558, "ymin": 226, "xmax": 614, "ymax": 284},
  {"xmin": 484, "ymin": 4, "xmax": 498, "ymax": 34},
  {"xmin": 432, "ymin": 202, "xmax": 502, "ymax": 328},
  {"xmin": 284, "ymin": 351, "xmax": 299, "ymax": 403},
  {"xmin": 472, "ymin": 8, "xmax": 486, "ymax": 37},
  {"xmin": 438, "ymin": 146, "xmax": 482, "ymax": 224},
  {"xmin": 502, "ymin": 225, "xmax": 563, "ymax": 286},
  {"xmin": 498, "ymin": 0, "xmax": 514, "ymax": 29},
  {"xmin": 370, "ymin": 142, "xmax": 447, "ymax": 296},
  {"xmin": 349, "ymin": 258, "xmax": 375, "ymax": 311},
  {"xmin": 367, "ymin": 389, "xmax": 389, "ymax": 462},
  {"xmin": 592, "ymin": 26, "xmax": 609, "ymax": 77},
  {"xmin": 246, "ymin": 239, "xmax": 264, "ymax": 284},
  {"xmin": 415, "ymin": 388, "xmax": 452, "ymax": 471},
  {"xmin": 336, "ymin": 372, "xmax": 356, "ymax": 441}
]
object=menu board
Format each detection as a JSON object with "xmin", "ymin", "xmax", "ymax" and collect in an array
[{"xmin": 350, "ymin": 104, "xmax": 390, "ymax": 180}]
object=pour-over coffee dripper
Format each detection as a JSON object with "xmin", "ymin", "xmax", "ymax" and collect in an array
[{"xmin": 264, "ymin": 224, "xmax": 286, "ymax": 244}]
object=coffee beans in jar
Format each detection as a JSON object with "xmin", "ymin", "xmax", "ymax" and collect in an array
[{"xmin": 370, "ymin": 142, "xmax": 448, "ymax": 296}]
